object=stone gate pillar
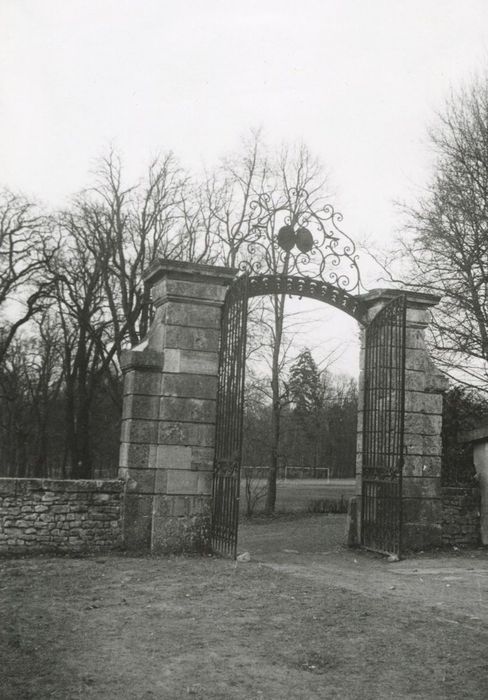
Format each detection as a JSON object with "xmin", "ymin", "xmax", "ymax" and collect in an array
[
  {"xmin": 356, "ymin": 290, "xmax": 449, "ymax": 550},
  {"xmin": 119, "ymin": 260, "xmax": 236, "ymax": 553}
]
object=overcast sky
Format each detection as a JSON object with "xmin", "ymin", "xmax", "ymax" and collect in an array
[{"xmin": 2, "ymin": 0, "xmax": 488, "ymax": 372}]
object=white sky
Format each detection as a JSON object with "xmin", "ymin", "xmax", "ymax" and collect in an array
[{"xmin": 1, "ymin": 0, "xmax": 488, "ymax": 374}]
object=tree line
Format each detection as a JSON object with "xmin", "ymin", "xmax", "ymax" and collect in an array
[
  {"xmin": 243, "ymin": 350, "xmax": 357, "ymax": 479},
  {"xmin": 0, "ymin": 138, "xmax": 345, "ymax": 486},
  {"xmin": 3, "ymin": 73, "xmax": 488, "ymax": 495}
]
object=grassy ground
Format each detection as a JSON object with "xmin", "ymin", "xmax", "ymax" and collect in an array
[
  {"xmin": 240, "ymin": 478, "xmax": 355, "ymax": 514},
  {"xmin": 2, "ymin": 513, "xmax": 488, "ymax": 699}
]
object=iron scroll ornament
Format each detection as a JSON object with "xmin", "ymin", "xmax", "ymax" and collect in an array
[{"xmin": 237, "ymin": 188, "xmax": 362, "ymax": 292}]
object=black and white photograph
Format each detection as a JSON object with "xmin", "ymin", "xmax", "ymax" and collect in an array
[{"xmin": 1, "ymin": 1, "xmax": 488, "ymax": 697}]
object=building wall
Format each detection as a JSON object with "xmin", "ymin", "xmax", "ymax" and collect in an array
[{"xmin": 0, "ymin": 478, "xmax": 124, "ymax": 554}]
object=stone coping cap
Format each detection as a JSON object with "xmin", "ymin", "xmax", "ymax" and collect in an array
[
  {"xmin": 0, "ymin": 478, "xmax": 124, "ymax": 495},
  {"xmin": 459, "ymin": 418, "xmax": 488, "ymax": 444},
  {"xmin": 143, "ymin": 259, "xmax": 238, "ymax": 286},
  {"xmin": 358, "ymin": 288, "xmax": 441, "ymax": 308}
]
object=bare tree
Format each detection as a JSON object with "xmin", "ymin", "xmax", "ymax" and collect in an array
[
  {"xmin": 0, "ymin": 190, "xmax": 56, "ymax": 365},
  {"xmin": 0, "ymin": 319, "xmax": 63, "ymax": 477},
  {"xmin": 46, "ymin": 151, "xmax": 223, "ymax": 477},
  {"xmin": 81, "ymin": 151, "xmax": 187, "ymax": 354},
  {"xmin": 394, "ymin": 78, "xmax": 488, "ymax": 389},
  {"xmin": 51, "ymin": 214, "xmax": 110, "ymax": 477},
  {"xmin": 208, "ymin": 137, "xmax": 334, "ymax": 512}
]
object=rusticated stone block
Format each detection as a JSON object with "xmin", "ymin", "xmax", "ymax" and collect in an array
[
  {"xmin": 405, "ymin": 306, "xmax": 430, "ymax": 326},
  {"xmin": 146, "ymin": 469, "xmax": 211, "ymax": 498},
  {"xmin": 404, "ymin": 412, "xmax": 442, "ymax": 436},
  {"xmin": 404, "ymin": 369, "xmax": 426, "ymax": 392},
  {"xmin": 403, "ymin": 455, "xmax": 441, "ymax": 478},
  {"xmin": 405, "ymin": 327, "xmax": 427, "ymax": 350},
  {"xmin": 123, "ymin": 370, "xmax": 163, "ymax": 396},
  {"xmin": 403, "ymin": 433, "xmax": 442, "ymax": 457},
  {"xmin": 162, "ymin": 349, "xmax": 219, "ymax": 375},
  {"xmin": 402, "ymin": 522, "xmax": 442, "ymax": 549},
  {"xmin": 158, "ymin": 421, "xmax": 215, "ymax": 447},
  {"xmin": 404, "ymin": 391, "xmax": 443, "ymax": 414},
  {"xmin": 189, "ymin": 496, "xmax": 212, "ymax": 516},
  {"xmin": 165, "ymin": 470, "xmax": 199, "ymax": 495},
  {"xmin": 122, "ymin": 394, "xmax": 160, "ymax": 421},
  {"xmin": 155, "ymin": 445, "xmax": 192, "ymax": 470},
  {"xmin": 425, "ymin": 360, "xmax": 449, "ymax": 392},
  {"xmin": 159, "ymin": 397, "xmax": 216, "ymax": 423},
  {"xmin": 402, "ymin": 476, "xmax": 440, "ymax": 499},
  {"xmin": 197, "ymin": 472, "xmax": 212, "ymax": 495},
  {"xmin": 120, "ymin": 349, "xmax": 164, "ymax": 372},
  {"xmin": 125, "ymin": 468, "xmax": 156, "ymax": 494},
  {"xmin": 171, "ymin": 496, "xmax": 190, "ymax": 517},
  {"xmin": 153, "ymin": 470, "xmax": 168, "ymax": 494},
  {"xmin": 402, "ymin": 497, "xmax": 442, "ymax": 523},
  {"xmin": 161, "ymin": 373, "xmax": 218, "ymax": 400},
  {"xmin": 120, "ymin": 419, "xmax": 158, "ymax": 444},
  {"xmin": 123, "ymin": 493, "xmax": 152, "ymax": 550},
  {"xmin": 405, "ymin": 348, "xmax": 429, "ymax": 372},
  {"xmin": 191, "ymin": 446, "xmax": 215, "ymax": 471},
  {"xmin": 163, "ymin": 326, "xmax": 220, "ymax": 352},
  {"xmin": 119, "ymin": 442, "xmax": 158, "ymax": 471},
  {"xmin": 163, "ymin": 303, "xmax": 221, "ymax": 329},
  {"xmin": 151, "ymin": 512, "xmax": 211, "ymax": 554}
]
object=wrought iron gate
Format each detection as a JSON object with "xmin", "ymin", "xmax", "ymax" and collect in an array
[
  {"xmin": 211, "ymin": 276, "xmax": 249, "ymax": 558},
  {"xmin": 361, "ymin": 295, "xmax": 406, "ymax": 557}
]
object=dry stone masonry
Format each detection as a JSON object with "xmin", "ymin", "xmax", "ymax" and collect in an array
[
  {"xmin": 441, "ymin": 486, "xmax": 481, "ymax": 548},
  {"xmin": 0, "ymin": 478, "xmax": 123, "ymax": 554}
]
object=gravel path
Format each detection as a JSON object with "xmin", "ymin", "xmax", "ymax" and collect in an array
[{"xmin": 239, "ymin": 513, "xmax": 488, "ymax": 626}]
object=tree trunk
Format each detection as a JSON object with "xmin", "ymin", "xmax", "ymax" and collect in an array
[
  {"xmin": 265, "ymin": 286, "xmax": 287, "ymax": 515},
  {"xmin": 72, "ymin": 398, "xmax": 92, "ymax": 479}
]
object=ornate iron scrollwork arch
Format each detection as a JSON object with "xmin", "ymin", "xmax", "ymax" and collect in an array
[
  {"xmin": 237, "ymin": 188, "xmax": 362, "ymax": 293},
  {"xmin": 211, "ymin": 189, "xmax": 378, "ymax": 559}
]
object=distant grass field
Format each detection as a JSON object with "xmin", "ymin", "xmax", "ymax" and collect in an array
[{"xmin": 240, "ymin": 478, "xmax": 356, "ymax": 514}]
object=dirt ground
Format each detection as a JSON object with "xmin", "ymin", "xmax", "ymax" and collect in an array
[{"xmin": 2, "ymin": 514, "xmax": 488, "ymax": 699}]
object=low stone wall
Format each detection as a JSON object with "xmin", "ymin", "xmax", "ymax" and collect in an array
[
  {"xmin": 0, "ymin": 478, "xmax": 124, "ymax": 554},
  {"xmin": 441, "ymin": 486, "xmax": 481, "ymax": 547}
]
